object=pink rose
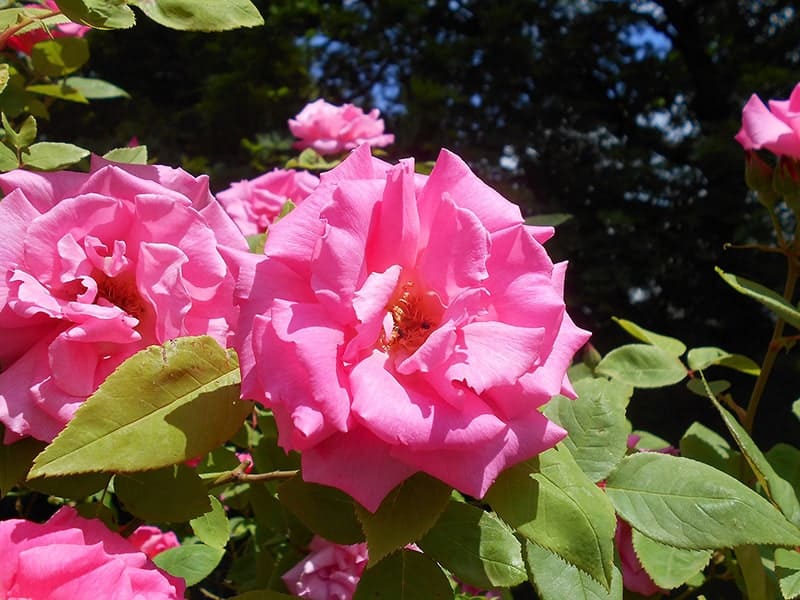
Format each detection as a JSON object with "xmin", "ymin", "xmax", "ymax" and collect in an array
[
  {"xmin": 288, "ymin": 99, "xmax": 395, "ymax": 155},
  {"xmin": 128, "ymin": 525, "xmax": 180, "ymax": 560},
  {"xmin": 7, "ymin": 1, "xmax": 91, "ymax": 56},
  {"xmin": 0, "ymin": 506, "xmax": 185, "ymax": 599},
  {"xmin": 735, "ymin": 82, "xmax": 800, "ymax": 157},
  {"xmin": 615, "ymin": 519, "xmax": 664, "ymax": 597},
  {"xmin": 0, "ymin": 157, "xmax": 247, "ymax": 443},
  {"xmin": 217, "ymin": 168, "xmax": 319, "ymax": 236},
  {"xmin": 235, "ymin": 144, "xmax": 589, "ymax": 511},
  {"xmin": 281, "ymin": 536, "xmax": 368, "ymax": 600}
]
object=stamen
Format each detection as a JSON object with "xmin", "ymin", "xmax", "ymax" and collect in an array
[{"xmin": 382, "ymin": 281, "xmax": 438, "ymax": 353}]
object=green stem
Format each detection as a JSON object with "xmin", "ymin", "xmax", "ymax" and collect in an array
[
  {"xmin": 210, "ymin": 467, "xmax": 298, "ymax": 489},
  {"xmin": 743, "ymin": 251, "xmax": 799, "ymax": 433}
]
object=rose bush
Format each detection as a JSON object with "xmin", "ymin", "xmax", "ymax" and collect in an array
[
  {"xmin": 281, "ymin": 536, "xmax": 368, "ymax": 600},
  {"xmin": 235, "ymin": 144, "xmax": 589, "ymax": 511},
  {"xmin": 0, "ymin": 506, "xmax": 185, "ymax": 599},
  {"xmin": 127, "ymin": 525, "xmax": 180, "ymax": 560},
  {"xmin": 217, "ymin": 168, "xmax": 319, "ymax": 235},
  {"xmin": 0, "ymin": 157, "xmax": 247, "ymax": 443},
  {"xmin": 7, "ymin": 0, "xmax": 91, "ymax": 55},
  {"xmin": 735, "ymin": 82, "xmax": 800, "ymax": 157},
  {"xmin": 288, "ymin": 99, "xmax": 395, "ymax": 155}
]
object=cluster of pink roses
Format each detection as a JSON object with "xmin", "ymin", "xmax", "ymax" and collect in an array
[{"xmin": 0, "ymin": 99, "xmax": 588, "ymax": 595}]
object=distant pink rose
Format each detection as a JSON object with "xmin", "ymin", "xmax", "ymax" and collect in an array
[
  {"xmin": 735, "ymin": 83, "xmax": 800, "ymax": 157},
  {"xmin": 128, "ymin": 526, "xmax": 180, "ymax": 560},
  {"xmin": 217, "ymin": 168, "xmax": 319, "ymax": 236},
  {"xmin": 0, "ymin": 506, "xmax": 185, "ymax": 599},
  {"xmin": 615, "ymin": 520, "xmax": 664, "ymax": 597},
  {"xmin": 282, "ymin": 536, "xmax": 368, "ymax": 600},
  {"xmin": 235, "ymin": 144, "xmax": 589, "ymax": 511},
  {"xmin": 0, "ymin": 158, "xmax": 247, "ymax": 443},
  {"xmin": 7, "ymin": 1, "xmax": 90, "ymax": 56},
  {"xmin": 288, "ymin": 99, "xmax": 395, "ymax": 155}
]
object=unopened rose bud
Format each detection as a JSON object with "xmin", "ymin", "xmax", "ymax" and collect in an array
[{"xmin": 773, "ymin": 156, "xmax": 800, "ymax": 212}]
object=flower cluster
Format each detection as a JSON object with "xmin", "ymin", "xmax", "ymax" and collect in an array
[
  {"xmin": 235, "ymin": 144, "xmax": 589, "ymax": 511},
  {"xmin": 0, "ymin": 507, "xmax": 185, "ymax": 599},
  {"xmin": 281, "ymin": 536, "xmax": 368, "ymax": 600}
]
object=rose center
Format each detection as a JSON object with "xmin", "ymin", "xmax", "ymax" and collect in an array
[
  {"xmin": 95, "ymin": 273, "xmax": 147, "ymax": 320},
  {"xmin": 382, "ymin": 281, "xmax": 438, "ymax": 353}
]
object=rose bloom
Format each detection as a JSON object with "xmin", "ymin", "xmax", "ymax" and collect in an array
[
  {"xmin": 127, "ymin": 525, "xmax": 180, "ymax": 560},
  {"xmin": 282, "ymin": 536, "xmax": 368, "ymax": 600},
  {"xmin": 7, "ymin": 1, "xmax": 91, "ymax": 55},
  {"xmin": 0, "ymin": 506, "xmax": 185, "ymax": 599},
  {"xmin": 735, "ymin": 82, "xmax": 800, "ymax": 157},
  {"xmin": 288, "ymin": 99, "xmax": 395, "ymax": 155},
  {"xmin": 0, "ymin": 158, "xmax": 247, "ymax": 443},
  {"xmin": 235, "ymin": 144, "xmax": 590, "ymax": 511},
  {"xmin": 217, "ymin": 168, "xmax": 319, "ymax": 236}
]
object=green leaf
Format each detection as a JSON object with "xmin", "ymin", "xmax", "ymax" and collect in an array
[
  {"xmin": 28, "ymin": 336, "xmax": 251, "ymax": 478},
  {"xmin": 605, "ymin": 453, "xmax": 800, "ymax": 549},
  {"xmin": 352, "ymin": 548, "xmax": 453, "ymax": 600},
  {"xmin": 247, "ymin": 233, "xmax": 266, "ymax": 254},
  {"xmin": 736, "ymin": 544, "xmax": 771, "ymax": 600},
  {"xmin": 679, "ymin": 422, "xmax": 740, "ymax": 477},
  {"xmin": 54, "ymin": 0, "xmax": 136, "ymax": 29},
  {"xmin": 103, "ymin": 145, "xmax": 148, "ymax": 164},
  {"xmin": 2, "ymin": 113, "xmax": 36, "ymax": 150},
  {"xmin": 278, "ymin": 475, "xmax": 364, "ymax": 544},
  {"xmin": 21, "ymin": 142, "xmax": 89, "ymax": 170},
  {"xmin": 64, "ymin": 76, "xmax": 130, "ymax": 99},
  {"xmin": 525, "ymin": 542, "xmax": 623, "ymax": 600},
  {"xmin": 129, "ymin": 0, "xmax": 264, "ymax": 31},
  {"xmin": 30, "ymin": 37, "xmax": 89, "ymax": 77},
  {"xmin": 767, "ymin": 443, "xmax": 800, "ymax": 492},
  {"xmin": 542, "ymin": 378, "xmax": 631, "ymax": 482},
  {"xmin": 686, "ymin": 378, "xmax": 730, "ymax": 398},
  {"xmin": 525, "ymin": 213, "xmax": 573, "ymax": 227},
  {"xmin": 631, "ymin": 529, "xmax": 711, "ymax": 589},
  {"xmin": 418, "ymin": 501, "xmax": 526, "ymax": 588},
  {"xmin": 0, "ymin": 143, "xmax": 18, "ymax": 171},
  {"xmin": 115, "ymin": 464, "xmax": 211, "ymax": 522},
  {"xmin": 153, "ymin": 543, "xmax": 225, "ymax": 587},
  {"xmin": 0, "ymin": 434, "xmax": 46, "ymax": 496},
  {"xmin": 702, "ymin": 387, "xmax": 800, "ymax": 527},
  {"xmin": 612, "ymin": 317, "xmax": 687, "ymax": 356},
  {"xmin": 0, "ymin": 64, "xmax": 7, "ymax": 96},
  {"xmin": 485, "ymin": 446, "xmax": 616, "ymax": 589},
  {"xmin": 687, "ymin": 347, "xmax": 760, "ymax": 376},
  {"xmin": 595, "ymin": 344, "xmax": 687, "ymax": 388},
  {"xmin": 190, "ymin": 495, "xmax": 229, "ymax": 549},
  {"xmin": 26, "ymin": 472, "xmax": 111, "ymax": 499},
  {"xmin": 285, "ymin": 148, "xmax": 342, "ymax": 170},
  {"xmin": 26, "ymin": 83, "xmax": 89, "ymax": 104},
  {"xmin": 716, "ymin": 268, "xmax": 800, "ymax": 330},
  {"xmin": 793, "ymin": 399, "xmax": 800, "ymax": 421},
  {"xmin": 356, "ymin": 473, "xmax": 451, "ymax": 565},
  {"xmin": 775, "ymin": 548, "xmax": 800, "ymax": 600}
]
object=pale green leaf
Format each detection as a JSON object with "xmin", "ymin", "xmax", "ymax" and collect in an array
[
  {"xmin": 679, "ymin": 422, "xmax": 740, "ymax": 477},
  {"xmin": 103, "ymin": 145, "xmax": 148, "ymax": 164},
  {"xmin": 736, "ymin": 544, "xmax": 771, "ymax": 600},
  {"xmin": 793, "ymin": 399, "xmax": 800, "ymax": 422},
  {"xmin": 716, "ymin": 268, "xmax": 800, "ymax": 330},
  {"xmin": 153, "ymin": 543, "xmax": 225, "ymax": 587},
  {"xmin": 631, "ymin": 529, "xmax": 711, "ymax": 589},
  {"xmin": 55, "ymin": 0, "xmax": 136, "ymax": 29},
  {"xmin": 485, "ymin": 446, "xmax": 616, "ymax": 589},
  {"xmin": 767, "ymin": 444, "xmax": 800, "ymax": 492},
  {"xmin": 190, "ymin": 495, "xmax": 229, "ymax": 549},
  {"xmin": 612, "ymin": 317, "xmax": 687, "ymax": 356},
  {"xmin": 687, "ymin": 346, "xmax": 760, "ymax": 376},
  {"xmin": 26, "ymin": 83, "xmax": 89, "ymax": 103},
  {"xmin": 28, "ymin": 336, "xmax": 251, "ymax": 478},
  {"xmin": 525, "ymin": 542, "xmax": 622, "ymax": 600},
  {"xmin": 605, "ymin": 453, "xmax": 800, "ymax": 549},
  {"xmin": 129, "ymin": 0, "xmax": 263, "ymax": 31},
  {"xmin": 543, "ymin": 378, "xmax": 631, "ymax": 482},
  {"xmin": 418, "ymin": 501, "xmax": 526, "ymax": 588},
  {"xmin": 686, "ymin": 378, "xmax": 730, "ymax": 398},
  {"xmin": 64, "ymin": 76, "xmax": 130, "ymax": 99},
  {"xmin": 356, "ymin": 473, "xmax": 451, "ymax": 566},
  {"xmin": 30, "ymin": 37, "xmax": 89, "ymax": 77},
  {"xmin": 352, "ymin": 548, "xmax": 453, "ymax": 600},
  {"xmin": 0, "ymin": 143, "xmax": 18, "ymax": 171},
  {"xmin": 0, "ymin": 64, "xmax": 7, "ymax": 96},
  {"xmin": 595, "ymin": 344, "xmax": 687, "ymax": 388},
  {"xmin": 21, "ymin": 141, "xmax": 89, "ymax": 170},
  {"xmin": 775, "ymin": 548, "xmax": 800, "ymax": 600}
]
